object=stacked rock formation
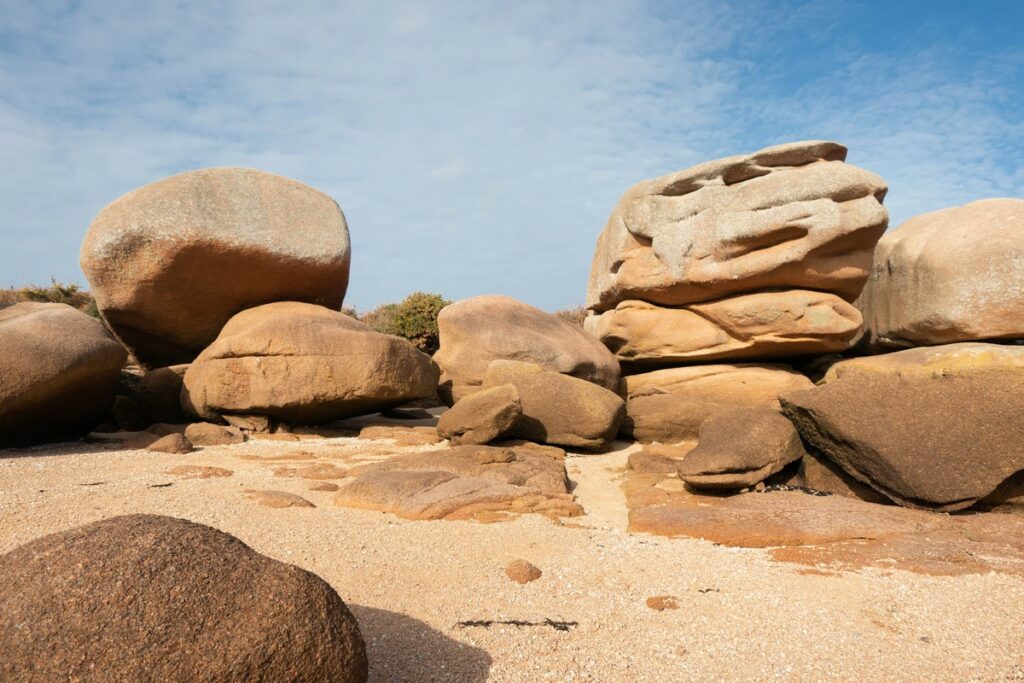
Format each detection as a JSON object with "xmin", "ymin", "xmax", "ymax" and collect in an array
[
  {"xmin": 780, "ymin": 199, "xmax": 1024, "ymax": 510},
  {"xmin": 585, "ymin": 140, "xmax": 888, "ymax": 444}
]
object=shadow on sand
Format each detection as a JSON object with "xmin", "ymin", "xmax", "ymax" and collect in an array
[{"xmin": 349, "ymin": 604, "xmax": 492, "ymax": 683}]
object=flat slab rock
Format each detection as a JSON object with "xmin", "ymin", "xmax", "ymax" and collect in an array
[
  {"xmin": 625, "ymin": 472, "xmax": 1024, "ymax": 576},
  {"xmin": 334, "ymin": 443, "xmax": 582, "ymax": 521}
]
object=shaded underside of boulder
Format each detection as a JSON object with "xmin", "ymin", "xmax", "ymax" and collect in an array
[
  {"xmin": 80, "ymin": 167, "xmax": 351, "ymax": 367},
  {"xmin": 0, "ymin": 302, "xmax": 127, "ymax": 448},
  {"xmin": 434, "ymin": 294, "xmax": 620, "ymax": 403},
  {"xmin": 0, "ymin": 514, "xmax": 367, "ymax": 682},
  {"xmin": 182, "ymin": 301, "xmax": 438, "ymax": 423},
  {"xmin": 334, "ymin": 443, "xmax": 582, "ymax": 520}
]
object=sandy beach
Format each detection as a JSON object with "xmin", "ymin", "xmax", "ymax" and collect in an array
[{"xmin": 3, "ymin": 425, "xmax": 1023, "ymax": 683}]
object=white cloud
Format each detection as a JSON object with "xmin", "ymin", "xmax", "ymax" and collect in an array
[{"xmin": 0, "ymin": 1, "xmax": 1020, "ymax": 310}]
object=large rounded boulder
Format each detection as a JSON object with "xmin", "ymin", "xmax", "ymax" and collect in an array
[
  {"xmin": 182, "ymin": 301, "xmax": 438, "ymax": 423},
  {"xmin": 434, "ymin": 295, "xmax": 620, "ymax": 403},
  {"xmin": 860, "ymin": 198, "xmax": 1024, "ymax": 348},
  {"xmin": 80, "ymin": 167, "xmax": 351, "ymax": 367},
  {"xmin": 0, "ymin": 515, "xmax": 367, "ymax": 682},
  {"xmin": 0, "ymin": 303, "xmax": 126, "ymax": 447}
]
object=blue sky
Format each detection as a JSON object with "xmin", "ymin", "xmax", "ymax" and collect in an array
[{"xmin": 1, "ymin": 0, "xmax": 1022, "ymax": 311}]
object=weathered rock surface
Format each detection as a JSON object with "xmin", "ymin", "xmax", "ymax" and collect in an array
[
  {"xmin": 436, "ymin": 384, "xmax": 522, "ymax": 445},
  {"xmin": 587, "ymin": 141, "xmax": 888, "ymax": 312},
  {"xmin": 781, "ymin": 363, "xmax": 1024, "ymax": 511},
  {"xmin": 182, "ymin": 302, "xmax": 438, "ymax": 423},
  {"xmin": 586, "ymin": 290, "xmax": 862, "ymax": 365},
  {"xmin": 80, "ymin": 167, "xmax": 352, "ymax": 367},
  {"xmin": 623, "ymin": 363, "xmax": 813, "ymax": 401},
  {"xmin": 860, "ymin": 198, "xmax": 1024, "ymax": 348},
  {"xmin": 0, "ymin": 303, "xmax": 127, "ymax": 448},
  {"xmin": 0, "ymin": 515, "xmax": 367, "ymax": 682},
  {"xmin": 620, "ymin": 394, "xmax": 720, "ymax": 443},
  {"xmin": 822, "ymin": 342, "xmax": 1024, "ymax": 383},
  {"xmin": 434, "ymin": 295, "xmax": 620, "ymax": 402},
  {"xmin": 482, "ymin": 361, "xmax": 625, "ymax": 450},
  {"xmin": 334, "ymin": 443, "xmax": 582, "ymax": 520},
  {"xmin": 677, "ymin": 408, "xmax": 806, "ymax": 489}
]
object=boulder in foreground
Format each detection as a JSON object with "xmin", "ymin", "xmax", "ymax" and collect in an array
[
  {"xmin": 80, "ymin": 167, "xmax": 351, "ymax": 367},
  {"xmin": 0, "ymin": 302, "xmax": 126, "ymax": 448},
  {"xmin": 0, "ymin": 514, "xmax": 367, "ymax": 682},
  {"xmin": 434, "ymin": 295, "xmax": 620, "ymax": 403},
  {"xmin": 182, "ymin": 302, "xmax": 438, "ymax": 423}
]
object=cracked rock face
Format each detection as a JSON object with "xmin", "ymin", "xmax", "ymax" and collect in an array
[
  {"xmin": 586, "ymin": 141, "xmax": 887, "ymax": 364},
  {"xmin": 182, "ymin": 301, "xmax": 438, "ymax": 423},
  {"xmin": 80, "ymin": 167, "xmax": 351, "ymax": 367},
  {"xmin": 859, "ymin": 198, "xmax": 1024, "ymax": 349}
]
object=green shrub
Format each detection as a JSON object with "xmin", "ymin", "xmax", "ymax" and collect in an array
[{"xmin": 362, "ymin": 292, "xmax": 451, "ymax": 354}]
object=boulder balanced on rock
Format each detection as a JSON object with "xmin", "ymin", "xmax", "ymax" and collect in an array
[
  {"xmin": 0, "ymin": 303, "xmax": 127, "ymax": 447},
  {"xmin": 859, "ymin": 198, "xmax": 1024, "ymax": 348},
  {"xmin": 585, "ymin": 140, "xmax": 887, "ymax": 366},
  {"xmin": 0, "ymin": 515, "xmax": 367, "ymax": 682},
  {"xmin": 182, "ymin": 301, "xmax": 438, "ymax": 424},
  {"xmin": 434, "ymin": 295, "xmax": 620, "ymax": 403},
  {"xmin": 81, "ymin": 167, "xmax": 352, "ymax": 367}
]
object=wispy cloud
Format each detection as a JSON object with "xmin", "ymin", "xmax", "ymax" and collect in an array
[{"xmin": 1, "ymin": 1, "xmax": 1021, "ymax": 310}]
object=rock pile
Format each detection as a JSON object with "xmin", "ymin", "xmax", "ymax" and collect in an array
[
  {"xmin": 586, "ymin": 140, "xmax": 887, "ymax": 444},
  {"xmin": 585, "ymin": 140, "xmax": 887, "ymax": 367}
]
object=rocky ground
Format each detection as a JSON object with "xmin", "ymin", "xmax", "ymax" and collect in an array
[{"xmin": 3, "ymin": 417, "xmax": 1024, "ymax": 682}]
